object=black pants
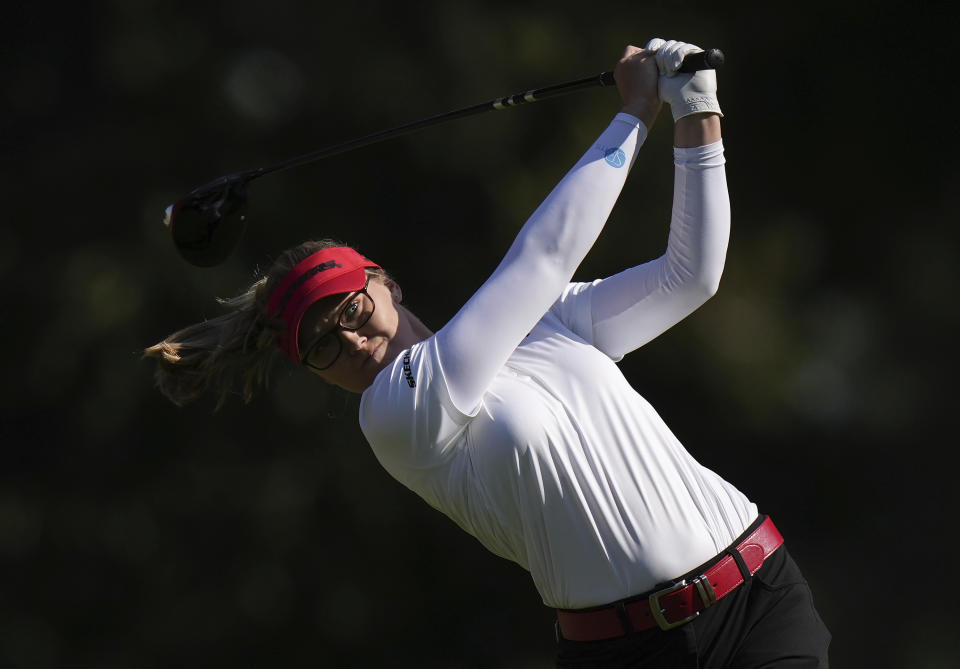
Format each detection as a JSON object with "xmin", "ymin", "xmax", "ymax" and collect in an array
[{"xmin": 555, "ymin": 546, "xmax": 831, "ymax": 668}]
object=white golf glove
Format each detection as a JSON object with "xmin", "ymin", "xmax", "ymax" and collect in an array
[{"xmin": 646, "ymin": 38, "xmax": 722, "ymax": 122}]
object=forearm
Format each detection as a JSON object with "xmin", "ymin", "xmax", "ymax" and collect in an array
[
  {"xmin": 508, "ymin": 113, "xmax": 645, "ymax": 278},
  {"xmin": 665, "ymin": 140, "xmax": 729, "ymax": 294}
]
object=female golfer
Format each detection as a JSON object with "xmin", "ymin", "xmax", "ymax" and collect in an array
[{"xmin": 147, "ymin": 40, "xmax": 830, "ymax": 667}]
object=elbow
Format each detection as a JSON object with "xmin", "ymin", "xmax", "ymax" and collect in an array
[
  {"xmin": 691, "ymin": 260, "xmax": 727, "ymax": 306},
  {"xmin": 664, "ymin": 230, "xmax": 728, "ymax": 302},
  {"xmin": 513, "ymin": 223, "xmax": 580, "ymax": 281},
  {"xmin": 697, "ymin": 270, "xmax": 723, "ymax": 299},
  {"xmin": 664, "ymin": 255, "xmax": 724, "ymax": 302},
  {"xmin": 664, "ymin": 264, "xmax": 724, "ymax": 316},
  {"xmin": 692, "ymin": 240, "xmax": 728, "ymax": 299},
  {"xmin": 672, "ymin": 274, "xmax": 720, "ymax": 319}
]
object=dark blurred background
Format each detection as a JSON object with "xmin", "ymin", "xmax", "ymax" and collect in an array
[{"xmin": 2, "ymin": 1, "xmax": 957, "ymax": 667}]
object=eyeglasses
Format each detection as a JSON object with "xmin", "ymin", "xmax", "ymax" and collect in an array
[{"xmin": 300, "ymin": 282, "xmax": 376, "ymax": 371}]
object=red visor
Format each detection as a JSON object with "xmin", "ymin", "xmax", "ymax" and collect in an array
[{"xmin": 266, "ymin": 247, "xmax": 381, "ymax": 362}]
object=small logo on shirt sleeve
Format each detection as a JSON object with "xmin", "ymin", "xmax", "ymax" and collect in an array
[
  {"xmin": 604, "ymin": 147, "xmax": 626, "ymax": 168},
  {"xmin": 402, "ymin": 352, "xmax": 416, "ymax": 388}
]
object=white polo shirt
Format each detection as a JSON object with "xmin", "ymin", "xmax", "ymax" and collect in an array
[{"xmin": 360, "ymin": 291, "xmax": 756, "ymax": 609}]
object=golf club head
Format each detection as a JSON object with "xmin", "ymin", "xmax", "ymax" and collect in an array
[{"xmin": 165, "ymin": 175, "xmax": 249, "ymax": 267}]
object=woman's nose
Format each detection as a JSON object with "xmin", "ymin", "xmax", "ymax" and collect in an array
[{"xmin": 338, "ymin": 328, "xmax": 366, "ymax": 351}]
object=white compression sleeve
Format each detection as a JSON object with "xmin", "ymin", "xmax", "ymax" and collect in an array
[
  {"xmin": 437, "ymin": 113, "xmax": 647, "ymax": 414},
  {"xmin": 586, "ymin": 140, "xmax": 730, "ymax": 359}
]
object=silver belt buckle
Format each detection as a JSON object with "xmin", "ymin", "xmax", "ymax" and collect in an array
[{"xmin": 648, "ymin": 575, "xmax": 716, "ymax": 631}]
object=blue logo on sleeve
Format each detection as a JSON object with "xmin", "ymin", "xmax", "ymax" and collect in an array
[{"xmin": 604, "ymin": 148, "xmax": 626, "ymax": 168}]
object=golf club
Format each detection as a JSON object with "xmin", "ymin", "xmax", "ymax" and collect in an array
[{"xmin": 165, "ymin": 48, "xmax": 724, "ymax": 267}]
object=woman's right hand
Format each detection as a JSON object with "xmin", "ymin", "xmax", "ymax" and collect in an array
[{"xmin": 613, "ymin": 45, "xmax": 661, "ymax": 129}]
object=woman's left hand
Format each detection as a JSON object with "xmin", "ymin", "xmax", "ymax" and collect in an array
[{"xmin": 614, "ymin": 45, "xmax": 661, "ymax": 129}]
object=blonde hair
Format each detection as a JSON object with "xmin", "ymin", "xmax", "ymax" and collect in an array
[{"xmin": 144, "ymin": 239, "xmax": 389, "ymax": 408}]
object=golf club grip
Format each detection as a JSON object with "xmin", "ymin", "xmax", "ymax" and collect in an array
[
  {"xmin": 598, "ymin": 48, "xmax": 724, "ymax": 85},
  {"xmin": 678, "ymin": 48, "xmax": 724, "ymax": 73}
]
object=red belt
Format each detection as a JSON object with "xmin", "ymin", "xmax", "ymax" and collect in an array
[{"xmin": 556, "ymin": 516, "xmax": 784, "ymax": 641}]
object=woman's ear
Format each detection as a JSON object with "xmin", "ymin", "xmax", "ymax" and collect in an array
[{"xmin": 386, "ymin": 280, "xmax": 402, "ymax": 303}]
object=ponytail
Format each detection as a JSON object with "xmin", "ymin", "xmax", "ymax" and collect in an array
[{"xmin": 144, "ymin": 239, "xmax": 359, "ymax": 408}]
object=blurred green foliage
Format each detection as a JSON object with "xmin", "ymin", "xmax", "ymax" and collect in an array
[{"xmin": 2, "ymin": 1, "xmax": 958, "ymax": 667}]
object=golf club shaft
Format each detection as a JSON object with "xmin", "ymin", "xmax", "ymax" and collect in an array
[
  {"xmin": 248, "ymin": 72, "xmax": 615, "ymax": 181},
  {"xmin": 243, "ymin": 48, "xmax": 723, "ymax": 182}
]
